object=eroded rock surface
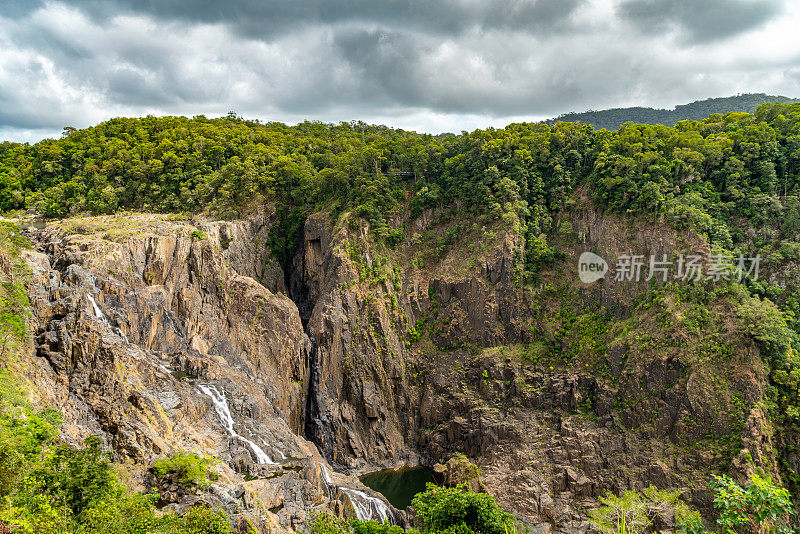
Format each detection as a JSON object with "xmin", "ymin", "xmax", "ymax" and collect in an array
[
  {"xmin": 15, "ymin": 206, "xmax": 782, "ymax": 532},
  {"xmin": 20, "ymin": 213, "xmax": 392, "ymax": 532}
]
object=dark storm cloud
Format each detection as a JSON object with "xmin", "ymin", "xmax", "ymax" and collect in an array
[
  {"xmin": 1, "ymin": 0, "xmax": 585, "ymax": 39},
  {"xmin": 105, "ymin": 68, "xmax": 177, "ymax": 107},
  {"xmin": 0, "ymin": 0, "xmax": 799, "ymax": 141},
  {"xmin": 328, "ymin": 29, "xmax": 425, "ymax": 107},
  {"xmin": 619, "ymin": 0, "xmax": 786, "ymax": 43}
]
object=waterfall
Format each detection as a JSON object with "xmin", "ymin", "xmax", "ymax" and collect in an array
[
  {"xmin": 303, "ymin": 334, "xmax": 334, "ymax": 456},
  {"xmin": 321, "ymin": 463, "xmax": 335, "ymax": 485},
  {"xmin": 341, "ymin": 488, "xmax": 393, "ymax": 523},
  {"xmin": 86, "ymin": 294, "xmax": 129, "ymax": 343},
  {"xmin": 319, "ymin": 463, "xmax": 393, "ymax": 523},
  {"xmin": 197, "ymin": 384, "xmax": 276, "ymax": 465},
  {"xmin": 87, "ymin": 294, "xmax": 107, "ymax": 325}
]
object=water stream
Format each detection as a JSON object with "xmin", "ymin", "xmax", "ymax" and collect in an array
[
  {"xmin": 341, "ymin": 488, "xmax": 392, "ymax": 523},
  {"xmin": 320, "ymin": 463, "xmax": 394, "ymax": 523},
  {"xmin": 197, "ymin": 384, "xmax": 276, "ymax": 465},
  {"xmin": 86, "ymin": 293, "xmax": 129, "ymax": 343}
]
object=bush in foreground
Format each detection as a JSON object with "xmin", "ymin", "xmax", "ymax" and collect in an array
[{"xmin": 0, "ymin": 379, "xmax": 232, "ymax": 534}]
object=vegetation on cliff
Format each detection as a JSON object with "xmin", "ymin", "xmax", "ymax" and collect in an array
[
  {"xmin": 5, "ymin": 104, "xmax": 800, "ymax": 428},
  {"xmin": 710, "ymin": 474, "xmax": 794, "ymax": 534},
  {"xmin": 0, "ymin": 225, "xmax": 234, "ymax": 532},
  {"xmin": 0, "ymin": 378, "xmax": 233, "ymax": 533},
  {"xmin": 3, "ymin": 102, "xmax": 800, "ymax": 526},
  {"xmin": 589, "ymin": 475, "xmax": 794, "ymax": 534},
  {"xmin": 151, "ymin": 451, "xmax": 218, "ymax": 491},
  {"xmin": 588, "ymin": 485, "xmax": 703, "ymax": 534}
]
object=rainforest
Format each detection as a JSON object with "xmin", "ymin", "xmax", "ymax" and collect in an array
[{"xmin": 0, "ymin": 103, "xmax": 799, "ymax": 533}]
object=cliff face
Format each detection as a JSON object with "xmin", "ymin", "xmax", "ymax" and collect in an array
[
  {"xmin": 295, "ymin": 211, "xmax": 525, "ymax": 469},
  {"xmin": 18, "ymin": 213, "xmax": 393, "ymax": 533},
  {"xmin": 15, "ymin": 204, "xmax": 782, "ymax": 532},
  {"xmin": 287, "ymin": 204, "xmax": 776, "ymax": 528}
]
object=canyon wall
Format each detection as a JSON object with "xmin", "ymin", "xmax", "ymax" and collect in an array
[{"xmin": 14, "ymin": 204, "xmax": 783, "ymax": 532}]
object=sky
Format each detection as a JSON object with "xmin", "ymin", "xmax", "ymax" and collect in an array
[{"xmin": 1, "ymin": 0, "xmax": 800, "ymax": 143}]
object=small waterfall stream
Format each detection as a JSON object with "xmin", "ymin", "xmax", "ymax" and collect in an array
[
  {"xmin": 304, "ymin": 335, "xmax": 321, "ymax": 441},
  {"xmin": 197, "ymin": 384, "xmax": 276, "ymax": 465},
  {"xmin": 341, "ymin": 488, "xmax": 393, "ymax": 523},
  {"xmin": 86, "ymin": 294, "xmax": 129, "ymax": 343},
  {"xmin": 290, "ymin": 233, "xmax": 391, "ymax": 524},
  {"xmin": 320, "ymin": 464, "xmax": 393, "ymax": 523}
]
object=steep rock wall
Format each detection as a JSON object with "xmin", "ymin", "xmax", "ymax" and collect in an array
[
  {"xmin": 14, "ymin": 204, "xmax": 783, "ymax": 532},
  {"xmin": 18, "ymin": 213, "xmax": 394, "ymax": 532}
]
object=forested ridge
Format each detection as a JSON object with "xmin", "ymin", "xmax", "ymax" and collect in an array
[
  {"xmin": 3, "ymin": 104, "xmax": 800, "ymax": 429},
  {"xmin": 548, "ymin": 93, "xmax": 799, "ymax": 131},
  {"xmin": 5, "ymin": 104, "xmax": 800, "ymax": 259}
]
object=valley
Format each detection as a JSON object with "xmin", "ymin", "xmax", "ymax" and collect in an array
[{"xmin": 0, "ymin": 106, "xmax": 799, "ymax": 533}]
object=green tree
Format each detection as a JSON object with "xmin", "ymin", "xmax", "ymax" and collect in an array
[
  {"xmin": 710, "ymin": 474, "xmax": 794, "ymax": 534},
  {"xmin": 589, "ymin": 486, "xmax": 702, "ymax": 534},
  {"xmin": 411, "ymin": 483, "xmax": 518, "ymax": 534}
]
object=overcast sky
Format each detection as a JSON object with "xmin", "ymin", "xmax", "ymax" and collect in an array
[{"xmin": 1, "ymin": 0, "xmax": 799, "ymax": 143}]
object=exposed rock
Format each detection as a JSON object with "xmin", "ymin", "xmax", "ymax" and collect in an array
[
  {"xmin": 12, "ymin": 205, "xmax": 783, "ymax": 530},
  {"xmin": 433, "ymin": 454, "xmax": 486, "ymax": 493},
  {"xmin": 18, "ymin": 213, "xmax": 395, "ymax": 528}
]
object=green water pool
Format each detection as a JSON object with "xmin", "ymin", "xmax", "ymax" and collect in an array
[{"xmin": 359, "ymin": 466, "xmax": 433, "ymax": 510}]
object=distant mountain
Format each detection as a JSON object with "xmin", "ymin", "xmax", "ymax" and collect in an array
[{"xmin": 547, "ymin": 93, "xmax": 799, "ymax": 130}]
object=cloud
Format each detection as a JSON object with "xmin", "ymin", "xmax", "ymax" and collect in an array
[
  {"xmin": 618, "ymin": 0, "xmax": 786, "ymax": 44},
  {"xmin": 0, "ymin": 0, "xmax": 799, "ymax": 142},
  {"xmin": 2, "ymin": 0, "xmax": 586, "ymax": 40}
]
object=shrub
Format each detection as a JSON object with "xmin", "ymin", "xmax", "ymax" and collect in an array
[
  {"xmin": 710, "ymin": 474, "xmax": 794, "ymax": 534},
  {"xmin": 81, "ymin": 492, "xmax": 160, "ymax": 534},
  {"xmin": 308, "ymin": 512, "xmax": 418, "ymax": 534},
  {"xmin": 152, "ymin": 451, "xmax": 218, "ymax": 489},
  {"xmin": 737, "ymin": 296, "xmax": 795, "ymax": 364},
  {"xmin": 352, "ymin": 520, "xmax": 411, "ymax": 534},
  {"xmin": 157, "ymin": 505, "xmax": 233, "ymax": 534},
  {"xmin": 308, "ymin": 512, "xmax": 351, "ymax": 534},
  {"xmin": 411, "ymin": 483, "xmax": 518, "ymax": 534},
  {"xmin": 589, "ymin": 486, "xmax": 702, "ymax": 534}
]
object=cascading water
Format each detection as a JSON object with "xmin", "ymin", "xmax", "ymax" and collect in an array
[
  {"xmin": 341, "ymin": 488, "xmax": 393, "ymax": 523},
  {"xmin": 290, "ymin": 226, "xmax": 391, "ymax": 523},
  {"xmin": 303, "ymin": 334, "xmax": 335, "ymax": 457},
  {"xmin": 197, "ymin": 384, "xmax": 276, "ymax": 465},
  {"xmin": 86, "ymin": 294, "xmax": 129, "ymax": 343},
  {"xmin": 319, "ymin": 463, "xmax": 394, "ymax": 523},
  {"xmin": 87, "ymin": 294, "xmax": 106, "ymax": 324}
]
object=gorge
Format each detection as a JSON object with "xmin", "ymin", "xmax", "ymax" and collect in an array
[
  {"xmin": 1, "ymin": 108, "xmax": 799, "ymax": 533},
  {"xmin": 4, "ymin": 201, "xmax": 784, "ymax": 533}
]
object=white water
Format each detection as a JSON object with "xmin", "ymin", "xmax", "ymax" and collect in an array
[
  {"xmin": 87, "ymin": 294, "xmax": 107, "ymax": 324},
  {"xmin": 321, "ymin": 463, "xmax": 335, "ymax": 485},
  {"xmin": 197, "ymin": 384, "xmax": 276, "ymax": 465},
  {"xmin": 341, "ymin": 488, "xmax": 392, "ymax": 523},
  {"xmin": 319, "ymin": 463, "xmax": 392, "ymax": 523},
  {"xmin": 257, "ymin": 434, "xmax": 286, "ymax": 459},
  {"xmin": 87, "ymin": 294, "xmax": 129, "ymax": 343}
]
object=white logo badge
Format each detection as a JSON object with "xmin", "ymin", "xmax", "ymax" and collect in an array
[{"xmin": 578, "ymin": 251, "xmax": 608, "ymax": 283}]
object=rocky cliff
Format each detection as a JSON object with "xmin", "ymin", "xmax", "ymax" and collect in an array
[
  {"xmin": 17, "ymin": 213, "xmax": 394, "ymax": 533},
  {"xmin": 12, "ymin": 202, "xmax": 783, "ymax": 532}
]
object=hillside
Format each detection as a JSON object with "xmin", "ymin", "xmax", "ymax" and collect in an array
[
  {"xmin": 1, "ymin": 104, "xmax": 800, "ymax": 532},
  {"xmin": 547, "ymin": 93, "xmax": 799, "ymax": 130}
]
